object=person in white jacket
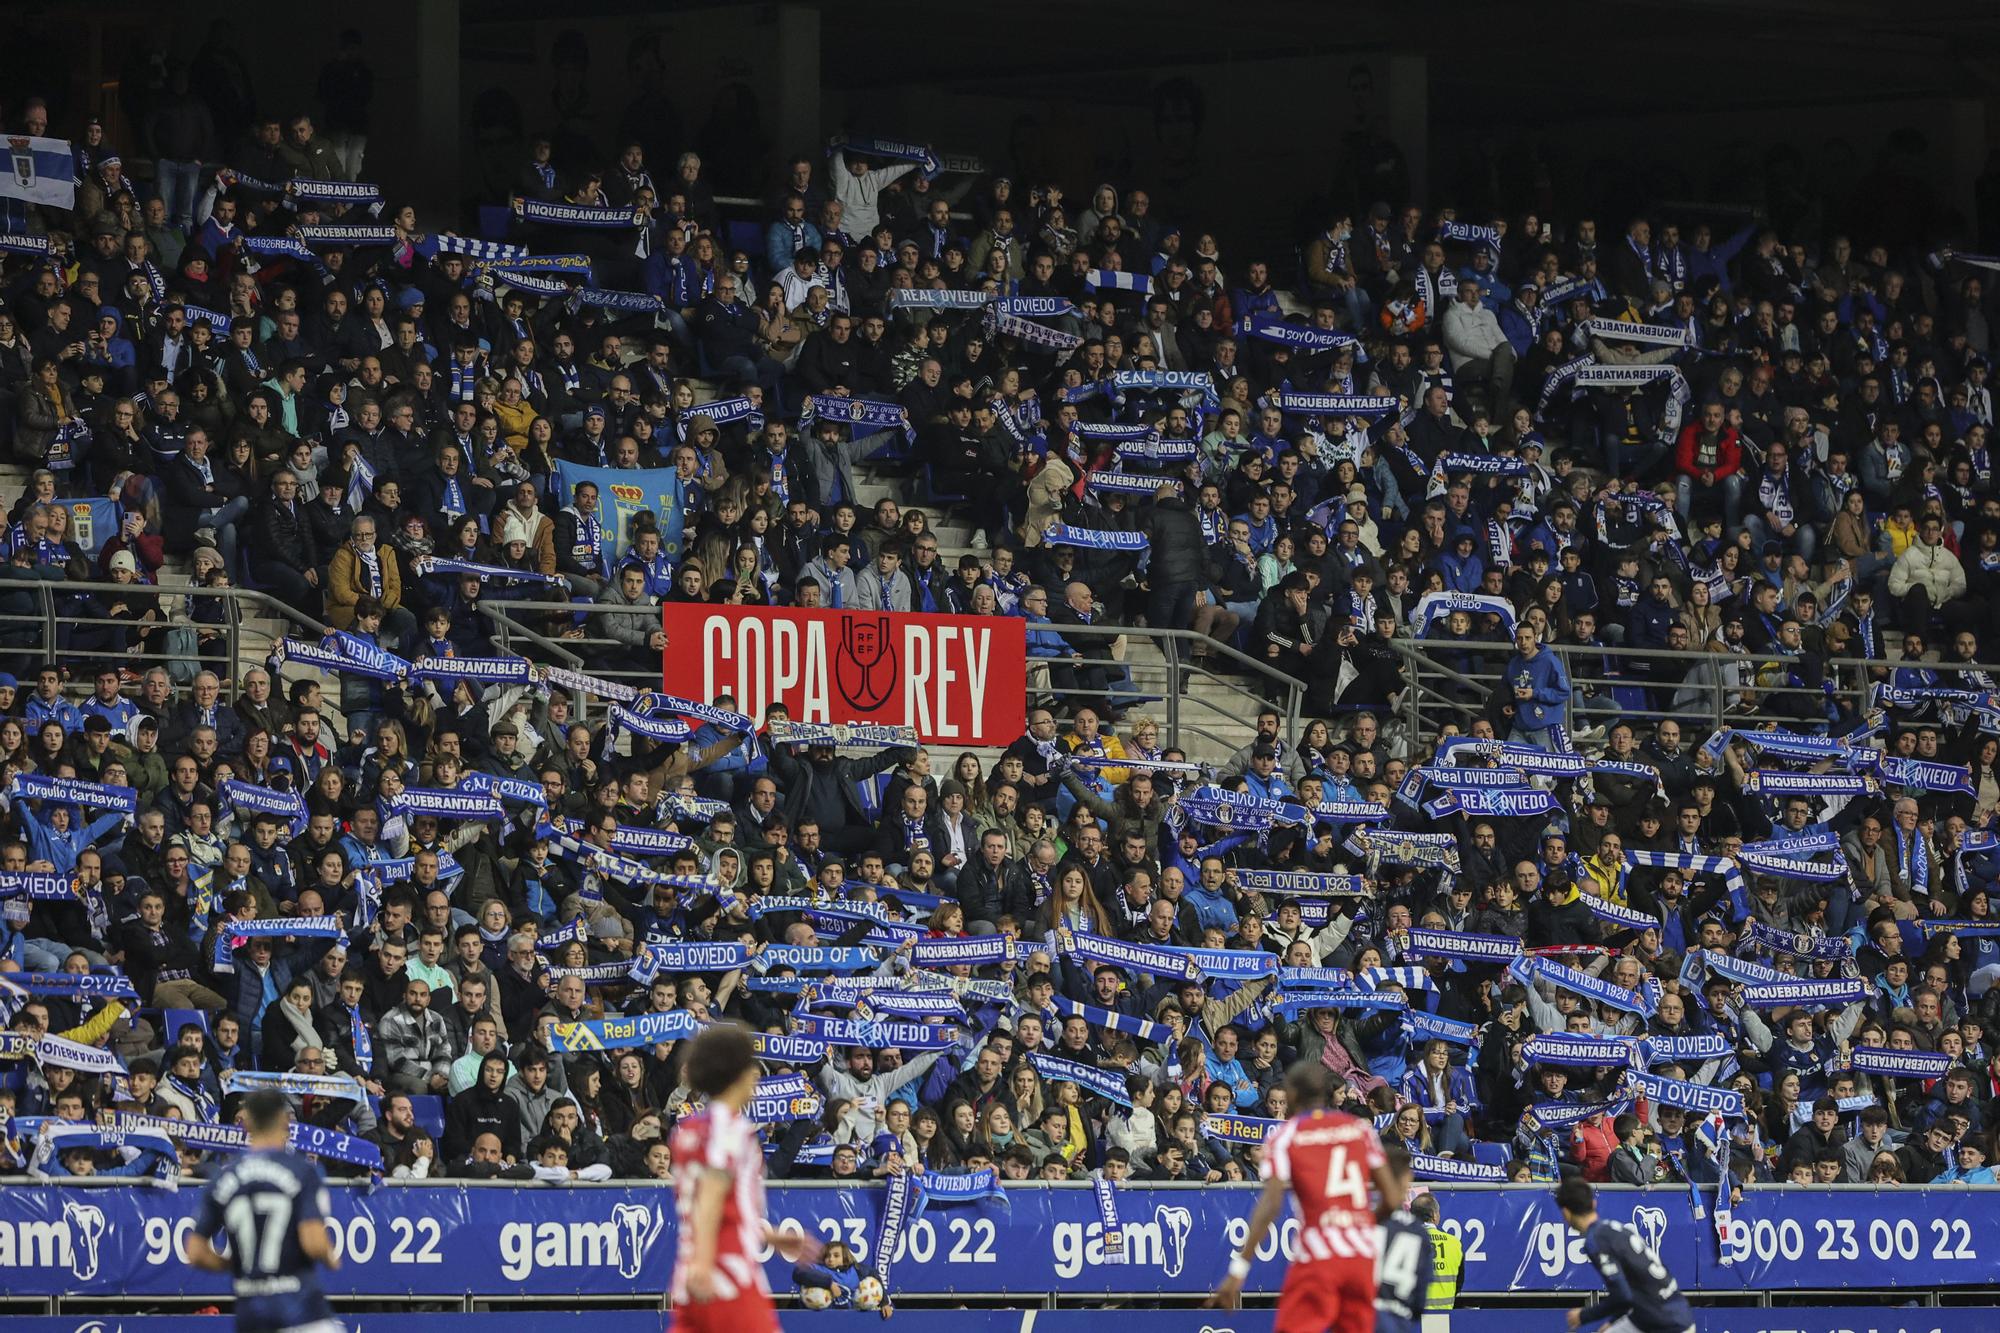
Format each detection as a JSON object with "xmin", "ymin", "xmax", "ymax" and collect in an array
[
  {"xmin": 831, "ymin": 148, "xmax": 919, "ymax": 239},
  {"xmin": 818, "ymin": 1041, "xmax": 947, "ymax": 1140},
  {"xmin": 1440, "ymin": 278, "xmax": 1516, "ymax": 410},
  {"xmin": 1887, "ymin": 514, "xmax": 1967, "ymax": 630},
  {"xmin": 1103, "ymin": 1072, "xmax": 1159, "ymax": 1166}
]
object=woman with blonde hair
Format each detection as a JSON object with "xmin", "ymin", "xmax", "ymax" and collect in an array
[
  {"xmin": 1004, "ymin": 1063, "xmax": 1045, "ymax": 1130},
  {"xmin": 692, "ymin": 531, "xmax": 736, "ymax": 596},
  {"xmin": 1121, "ymin": 714, "xmax": 1164, "ymax": 766}
]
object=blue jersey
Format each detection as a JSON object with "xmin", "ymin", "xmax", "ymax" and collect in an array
[
  {"xmin": 1373, "ymin": 1210, "xmax": 1433, "ymax": 1333},
  {"xmin": 1580, "ymin": 1219, "xmax": 1694, "ymax": 1333},
  {"xmin": 193, "ymin": 1150, "xmax": 335, "ymax": 1333}
]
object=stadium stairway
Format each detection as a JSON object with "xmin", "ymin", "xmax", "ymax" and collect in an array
[{"xmin": 846, "ymin": 461, "xmax": 1272, "ymax": 766}]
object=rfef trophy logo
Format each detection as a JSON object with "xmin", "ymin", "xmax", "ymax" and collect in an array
[{"xmin": 835, "ymin": 615, "xmax": 898, "ymax": 710}]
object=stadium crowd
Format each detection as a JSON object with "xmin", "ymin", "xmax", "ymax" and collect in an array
[{"xmin": 4, "ymin": 55, "xmax": 2000, "ymax": 1203}]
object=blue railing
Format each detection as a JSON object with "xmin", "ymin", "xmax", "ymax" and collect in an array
[{"xmin": 0, "ymin": 1181, "xmax": 1993, "ymax": 1300}]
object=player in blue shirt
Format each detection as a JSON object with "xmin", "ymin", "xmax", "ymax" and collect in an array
[
  {"xmin": 1555, "ymin": 1179, "xmax": 1695, "ymax": 1333},
  {"xmin": 187, "ymin": 1091, "xmax": 342, "ymax": 1333},
  {"xmin": 1372, "ymin": 1144, "xmax": 1433, "ymax": 1333}
]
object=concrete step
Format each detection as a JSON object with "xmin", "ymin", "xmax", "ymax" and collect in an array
[{"xmin": 846, "ymin": 463, "xmax": 1275, "ymax": 761}]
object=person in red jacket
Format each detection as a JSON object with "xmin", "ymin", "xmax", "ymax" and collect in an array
[
  {"xmin": 1571, "ymin": 1106, "xmax": 1621, "ymax": 1182},
  {"xmin": 1672, "ymin": 400, "xmax": 1745, "ymax": 531}
]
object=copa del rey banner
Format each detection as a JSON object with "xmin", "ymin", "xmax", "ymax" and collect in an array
[{"xmin": 660, "ymin": 605, "xmax": 1025, "ymax": 746}]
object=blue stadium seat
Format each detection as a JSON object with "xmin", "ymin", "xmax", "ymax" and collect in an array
[
  {"xmin": 407, "ymin": 1094, "xmax": 447, "ymax": 1141},
  {"xmin": 477, "ymin": 205, "xmax": 514, "ymax": 240},
  {"xmin": 161, "ymin": 1009, "xmax": 210, "ymax": 1046},
  {"xmin": 1610, "ymin": 684, "xmax": 1651, "ymax": 714},
  {"xmin": 1470, "ymin": 1140, "xmax": 1511, "ymax": 1167},
  {"xmin": 726, "ymin": 221, "xmax": 763, "ymax": 263},
  {"xmin": 918, "ymin": 464, "xmax": 967, "ymax": 505},
  {"xmin": 856, "ymin": 771, "xmax": 894, "ymax": 822}
]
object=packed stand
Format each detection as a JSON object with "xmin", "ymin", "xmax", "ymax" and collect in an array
[{"xmin": 1, "ymin": 65, "xmax": 1999, "ymax": 1200}]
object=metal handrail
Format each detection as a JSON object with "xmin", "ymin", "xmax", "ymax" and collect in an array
[
  {"xmin": 479, "ymin": 604, "xmax": 587, "ymax": 669},
  {"xmin": 480, "ymin": 601, "xmax": 1307, "ymax": 757},
  {"xmin": 1389, "ymin": 635, "xmax": 1978, "ymax": 742},
  {"xmin": 29, "ymin": 580, "xmax": 332, "ymax": 700},
  {"xmin": 1046, "ymin": 620, "xmax": 1307, "ymax": 758}
]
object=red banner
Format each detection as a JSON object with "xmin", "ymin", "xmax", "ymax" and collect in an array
[{"xmin": 658, "ymin": 605, "xmax": 1026, "ymax": 746}]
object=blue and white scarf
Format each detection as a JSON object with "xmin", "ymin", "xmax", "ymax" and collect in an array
[
  {"xmin": 629, "ymin": 941, "xmax": 748, "ymax": 983},
  {"xmin": 907, "ymin": 935, "xmax": 1015, "ymax": 968},
  {"xmin": 222, "ymin": 1068, "xmax": 366, "ymax": 1101},
  {"xmin": 1740, "ymin": 978, "xmax": 1868, "ymax": 1008},
  {"xmin": 1510, "ymin": 955, "xmax": 1656, "ymax": 1017},
  {"xmin": 1625, "ymin": 1068, "xmax": 1744, "ymax": 1118},
  {"xmin": 411, "ymin": 554, "xmax": 568, "ymax": 587},
  {"xmin": 1238, "ymin": 314, "xmax": 1359, "ymax": 353},
  {"xmin": 1059, "ymin": 927, "xmax": 1201, "ymax": 981},
  {"xmin": 1108, "ymin": 369, "xmax": 1216, "ymax": 409},
  {"xmin": 1847, "ymin": 1046, "xmax": 1954, "ymax": 1080},
  {"xmin": 12, "ymin": 971, "xmax": 138, "ymax": 1000},
  {"xmin": 1271, "ymin": 392, "xmax": 1399, "ymax": 419},
  {"xmin": 985, "ymin": 303, "xmax": 1083, "ymax": 352},
  {"xmin": 1878, "ymin": 756, "xmax": 1975, "ymax": 795},
  {"xmin": 1404, "ymin": 928, "xmax": 1522, "ymax": 963},
  {"xmin": 1896, "ymin": 824, "xmax": 1932, "ymax": 894},
  {"xmin": 798, "ymin": 394, "xmax": 914, "ymax": 442},
  {"xmin": 1231, "ymin": 868, "xmax": 1369, "ymax": 897},
  {"xmin": 1412, "ymin": 1152, "xmax": 1507, "ymax": 1182},
  {"xmin": 1115, "ymin": 435, "xmax": 1198, "ymax": 465},
  {"xmin": 1345, "ymin": 827, "xmax": 1463, "ymax": 872},
  {"xmin": 632, "ymin": 690, "xmax": 756, "ymax": 734},
  {"xmin": 1741, "ymin": 770, "xmax": 1875, "ymax": 798},
  {"xmin": 9, "ymin": 773, "xmax": 137, "ymax": 814},
  {"xmin": 1026, "ymin": 1051, "xmax": 1131, "ymax": 1105},
  {"xmin": 395, "ymin": 787, "xmax": 506, "ymax": 823},
  {"xmin": 294, "ymin": 223, "xmax": 396, "ymax": 247},
  {"xmin": 834, "ymin": 135, "xmax": 941, "ymax": 178},
  {"xmin": 427, "ymin": 234, "xmax": 529, "ymax": 264},
  {"xmin": 748, "ymin": 1073, "xmax": 823, "ymax": 1124},
  {"xmin": 1521, "ymin": 1033, "xmax": 1639, "ymax": 1068},
  {"xmin": 1407, "ymin": 1011, "xmax": 1479, "ymax": 1046},
  {"xmin": 1742, "ymin": 921, "xmax": 1851, "ymax": 960},
  {"xmin": 1083, "ymin": 269, "xmax": 1151, "ymax": 294},
  {"xmin": 1583, "ymin": 895, "xmax": 1661, "ymax": 934},
  {"xmin": 1042, "ymin": 524, "xmax": 1149, "ymax": 551},
  {"xmin": 791, "ymin": 1014, "xmax": 959, "ymax": 1050},
  {"xmin": 515, "ymin": 197, "xmax": 642, "ymax": 229},
  {"xmin": 548, "ymin": 1010, "xmax": 702, "ymax": 1053},
  {"xmin": 0, "ymin": 871, "xmax": 83, "ymax": 901},
  {"xmin": 1423, "ymin": 787, "xmax": 1557, "ymax": 820},
  {"xmin": 288, "ymin": 178, "xmax": 382, "ymax": 205},
  {"xmin": 887, "ymin": 287, "xmax": 989, "ymax": 310}
]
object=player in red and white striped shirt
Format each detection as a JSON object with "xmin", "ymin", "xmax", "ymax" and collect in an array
[
  {"xmin": 669, "ymin": 1025, "xmax": 821, "ymax": 1333},
  {"xmin": 1207, "ymin": 1062, "xmax": 1398, "ymax": 1333}
]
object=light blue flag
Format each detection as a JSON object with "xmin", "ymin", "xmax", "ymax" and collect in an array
[{"xmin": 551, "ymin": 461, "xmax": 687, "ymax": 560}]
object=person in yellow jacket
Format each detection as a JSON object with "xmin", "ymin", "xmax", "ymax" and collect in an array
[
  {"xmin": 1411, "ymin": 1193, "xmax": 1461, "ymax": 1311},
  {"xmin": 1579, "ymin": 833, "xmax": 1629, "ymax": 907}
]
